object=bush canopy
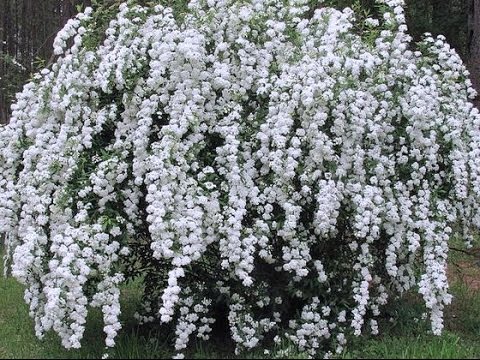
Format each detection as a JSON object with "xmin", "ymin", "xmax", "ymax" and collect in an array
[{"xmin": 1, "ymin": 0, "xmax": 479, "ymax": 357}]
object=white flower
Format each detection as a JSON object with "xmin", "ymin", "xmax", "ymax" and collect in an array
[{"xmin": 1, "ymin": 0, "xmax": 478, "ymax": 357}]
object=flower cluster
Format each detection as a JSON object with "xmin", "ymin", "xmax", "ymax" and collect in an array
[{"xmin": 1, "ymin": 0, "xmax": 480, "ymax": 357}]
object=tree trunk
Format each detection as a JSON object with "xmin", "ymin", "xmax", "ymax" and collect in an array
[{"xmin": 469, "ymin": 0, "xmax": 480, "ymax": 106}]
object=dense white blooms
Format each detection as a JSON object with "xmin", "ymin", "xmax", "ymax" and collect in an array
[{"xmin": 1, "ymin": 0, "xmax": 480, "ymax": 357}]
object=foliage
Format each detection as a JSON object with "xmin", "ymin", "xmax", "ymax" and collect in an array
[
  {"xmin": 1, "ymin": 0, "xmax": 480, "ymax": 358},
  {"xmin": 405, "ymin": 1, "xmax": 469, "ymax": 59}
]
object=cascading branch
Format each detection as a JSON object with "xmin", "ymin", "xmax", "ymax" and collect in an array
[{"xmin": 1, "ymin": 0, "xmax": 480, "ymax": 357}]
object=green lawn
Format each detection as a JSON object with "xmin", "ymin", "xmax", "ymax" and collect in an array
[{"xmin": 1, "ymin": 251, "xmax": 479, "ymax": 359}]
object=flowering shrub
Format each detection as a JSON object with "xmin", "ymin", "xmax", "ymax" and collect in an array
[{"xmin": 1, "ymin": 0, "xmax": 480, "ymax": 357}]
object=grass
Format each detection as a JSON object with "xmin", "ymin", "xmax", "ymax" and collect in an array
[
  {"xmin": 338, "ymin": 243, "xmax": 480, "ymax": 360},
  {"xmin": 1, "ymin": 248, "xmax": 480, "ymax": 359},
  {"xmin": 341, "ymin": 332, "xmax": 479, "ymax": 359},
  {"xmin": 0, "ymin": 253, "xmax": 173, "ymax": 359}
]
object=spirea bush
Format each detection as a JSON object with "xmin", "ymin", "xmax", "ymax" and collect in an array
[{"xmin": 1, "ymin": 0, "xmax": 480, "ymax": 357}]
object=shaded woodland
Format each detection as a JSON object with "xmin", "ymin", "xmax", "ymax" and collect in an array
[{"xmin": 0, "ymin": 0, "xmax": 91, "ymax": 123}]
